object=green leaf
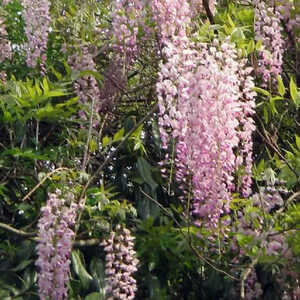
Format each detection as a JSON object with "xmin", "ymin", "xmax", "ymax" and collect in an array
[
  {"xmin": 236, "ymin": 233, "xmax": 253, "ymax": 247},
  {"xmin": 47, "ymin": 90, "xmax": 68, "ymax": 98},
  {"xmin": 77, "ymin": 70, "xmax": 104, "ymax": 83},
  {"xmin": 89, "ymin": 138, "xmax": 97, "ymax": 152},
  {"xmin": 3, "ymin": 148, "xmax": 49, "ymax": 160},
  {"xmin": 71, "ymin": 250, "xmax": 93, "ymax": 290},
  {"xmin": 296, "ymin": 135, "xmax": 300, "ymax": 151},
  {"xmin": 10, "ymin": 259, "xmax": 33, "ymax": 272},
  {"xmin": 290, "ymin": 77, "xmax": 298, "ymax": 103},
  {"xmin": 253, "ymin": 87, "xmax": 271, "ymax": 98},
  {"xmin": 247, "ymin": 40, "xmax": 255, "ymax": 54},
  {"xmin": 137, "ymin": 157, "xmax": 158, "ymax": 191},
  {"xmin": 227, "ymin": 14, "xmax": 235, "ymax": 28},
  {"xmin": 256, "ymin": 39, "xmax": 262, "ymax": 50},
  {"xmin": 89, "ymin": 258, "xmax": 105, "ymax": 295},
  {"xmin": 85, "ymin": 293, "xmax": 104, "ymax": 300},
  {"xmin": 102, "ymin": 136, "xmax": 111, "ymax": 147},
  {"xmin": 113, "ymin": 128, "xmax": 124, "ymax": 142},
  {"xmin": 35, "ymin": 81, "xmax": 42, "ymax": 97},
  {"xmin": 42, "ymin": 77, "xmax": 49, "ymax": 94},
  {"xmin": 277, "ymin": 75, "xmax": 285, "ymax": 97}
]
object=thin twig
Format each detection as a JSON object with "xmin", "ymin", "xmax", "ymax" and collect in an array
[
  {"xmin": 75, "ymin": 103, "xmax": 158, "ymax": 234},
  {"xmin": 82, "ymin": 96, "xmax": 95, "ymax": 172},
  {"xmin": 202, "ymin": 0, "xmax": 215, "ymax": 24},
  {"xmin": 0, "ymin": 222, "xmax": 36, "ymax": 237},
  {"xmin": 0, "ymin": 222, "xmax": 101, "ymax": 247},
  {"xmin": 22, "ymin": 167, "xmax": 69, "ymax": 201},
  {"xmin": 256, "ymin": 122, "xmax": 300, "ymax": 181},
  {"xmin": 140, "ymin": 188, "xmax": 239, "ymax": 281},
  {"xmin": 240, "ymin": 256, "xmax": 260, "ymax": 299}
]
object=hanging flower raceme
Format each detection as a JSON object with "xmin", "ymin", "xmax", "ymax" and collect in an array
[
  {"xmin": 151, "ymin": 0, "xmax": 192, "ymax": 44},
  {"xmin": 0, "ymin": 16, "xmax": 11, "ymax": 63},
  {"xmin": 154, "ymin": 1, "xmax": 255, "ymax": 229},
  {"xmin": 254, "ymin": 0, "xmax": 284, "ymax": 87},
  {"xmin": 101, "ymin": 225, "xmax": 139, "ymax": 300},
  {"xmin": 68, "ymin": 45, "xmax": 101, "ymax": 121},
  {"xmin": 180, "ymin": 41, "xmax": 255, "ymax": 228},
  {"xmin": 35, "ymin": 190, "xmax": 78, "ymax": 300},
  {"xmin": 111, "ymin": 0, "xmax": 148, "ymax": 65},
  {"xmin": 22, "ymin": 0, "xmax": 51, "ymax": 69}
]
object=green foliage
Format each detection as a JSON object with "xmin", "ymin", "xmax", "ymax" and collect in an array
[{"xmin": 0, "ymin": 0, "xmax": 299, "ymax": 299}]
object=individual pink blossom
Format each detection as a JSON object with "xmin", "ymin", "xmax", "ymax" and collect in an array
[
  {"xmin": 101, "ymin": 225, "xmax": 139, "ymax": 300},
  {"xmin": 36, "ymin": 191, "xmax": 78, "ymax": 300}
]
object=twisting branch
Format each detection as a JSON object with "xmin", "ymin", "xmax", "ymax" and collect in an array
[
  {"xmin": 255, "ymin": 118, "xmax": 300, "ymax": 181},
  {"xmin": 81, "ymin": 96, "xmax": 95, "ymax": 172},
  {"xmin": 75, "ymin": 103, "xmax": 159, "ymax": 234},
  {"xmin": 275, "ymin": 190, "xmax": 300, "ymax": 215},
  {"xmin": 22, "ymin": 167, "xmax": 70, "ymax": 201},
  {"xmin": 0, "ymin": 222, "xmax": 103, "ymax": 248},
  {"xmin": 0, "ymin": 222, "xmax": 36, "ymax": 237},
  {"xmin": 139, "ymin": 188, "xmax": 239, "ymax": 281},
  {"xmin": 240, "ymin": 256, "xmax": 260, "ymax": 299},
  {"xmin": 202, "ymin": 0, "xmax": 215, "ymax": 24}
]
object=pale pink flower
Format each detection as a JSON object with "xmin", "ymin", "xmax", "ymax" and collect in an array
[
  {"xmin": 36, "ymin": 191, "xmax": 78, "ymax": 300},
  {"xmin": 101, "ymin": 225, "xmax": 139, "ymax": 300}
]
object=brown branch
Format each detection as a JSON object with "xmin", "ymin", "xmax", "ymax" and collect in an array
[
  {"xmin": 0, "ymin": 222, "xmax": 36, "ymax": 237},
  {"xmin": 256, "ymin": 124, "xmax": 300, "ymax": 182},
  {"xmin": 0, "ymin": 221, "xmax": 101, "ymax": 247},
  {"xmin": 202, "ymin": 0, "xmax": 215, "ymax": 24},
  {"xmin": 240, "ymin": 256, "xmax": 260, "ymax": 299},
  {"xmin": 21, "ymin": 167, "xmax": 70, "ymax": 201}
]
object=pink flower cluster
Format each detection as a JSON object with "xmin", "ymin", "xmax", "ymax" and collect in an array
[
  {"xmin": 274, "ymin": 0, "xmax": 300, "ymax": 47},
  {"xmin": 22, "ymin": 0, "xmax": 51, "ymax": 68},
  {"xmin": 254, "ymin": 0, "xmax": 284, "ymax": 87},
  {"xmin": 68, "ymin": 45, "xmax": 101, "ymax": 120},
  {"xmin": 153, "ymin": 0, "xmax": 255, "ymax": 228},
  {"xmin": 151, "ymin": 0, "xmax": 192, "ymax": 44},
  {"xmin": 111, "ymin": 0, "xmax": 149, "ymax": 65},
  {"xmin": 101, "ymin": 225, "xmax": 139, "ymax": 300},
  {"xmin": 243, "ymin": 270, "xmax": 263, "ymax": 300},
  {"xmin": 36, "ymin": 191, "xmax": 78, "ymax": 300},
  {"xmin": 0, "ymin": 17, "xmax": 11, "ymax": 63},
  {"xmin": 99, "ymin": 59, "xmax": 126, "ymax": 113}
]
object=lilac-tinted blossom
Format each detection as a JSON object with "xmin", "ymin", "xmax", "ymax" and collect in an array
[
  {"xmin": 254, "ymin": 0, "xmax": 284, "ymax": 87},
  {"xmin": 22, "ymin": 0, "xmax": 51, "ymax": 69},
  {"xmin": 111, "ymin": 0, "xmax": 149, "ymax": 65},
  {"xmin": 101, "ymin": 225, "xmax": 139, "ymax": 300},
  {"xmin": 36, "ymin": 191, "xmax": 78, "ymax": 300},
  {"xmin": 68, "ymin": 45, "xmax": 101, "ymax": 122},
  {"xmin": 0, "ymin": 17, "xmax": 11, "ymax": 63},
  {"xmin": 153, "ymin": 0, "xmax": 255, "ymax": 228}
]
